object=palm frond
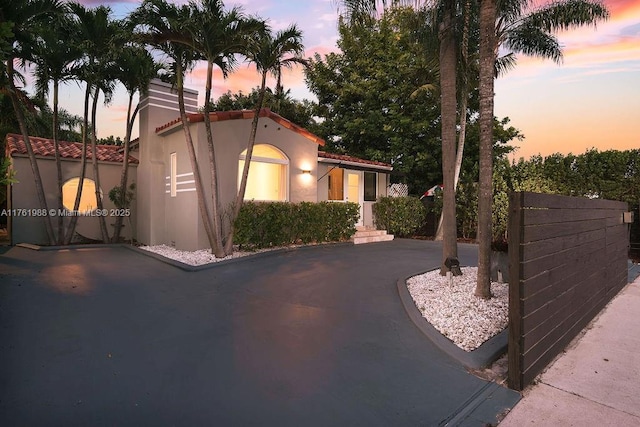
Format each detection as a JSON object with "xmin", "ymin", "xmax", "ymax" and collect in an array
[
  {"xmin": 524, "ymin": 0, "xmax": 609, "ymax": 33},
  {"xmin": 497, "ymin": 0, "xmax": 531, "ymax": 26},
  {"xmin": 504, "ymin": 22, "xmax": 563, "ymax": 64},
  {"xmin": 410, "ymin": 83, "xmax": 437, "ymax": 98},
  {"xmin": 495, "ymin": 53, "xmax": 517, "ymax": 77},
  {"xmin": 338, "ymin": 0, "xmax": 382, "ymax": 24}
]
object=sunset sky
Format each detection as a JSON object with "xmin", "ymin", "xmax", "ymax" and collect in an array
[{"xmin": 52, "ymin": 0, "xmax": 640, "ymax": 160}]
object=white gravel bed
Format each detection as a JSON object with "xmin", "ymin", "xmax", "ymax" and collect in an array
[
  {"xmin": 139, "ymin": 244, "xmax": 272, "ymax": 266},
  {"xmin": 407, "ymin": 266, "xmax": 508, "ymax": 352}
]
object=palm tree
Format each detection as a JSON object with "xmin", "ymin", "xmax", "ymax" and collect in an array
[
  {"xmin": 474, "ymin": 0, "xmax": 610, "ymax": 298},
  {"xmin": 111, "ymin": 44, "xmax": 161, "ymax": 243},
  {"xmin": 189, "ymin": 0, "xmax": 264, "ymax": 257},
  {"xmin": 1, "ymin": 0, "xmax": 63, "ymax": 245},
  {"xmin": 429, "ymin": 0, "xmax": 477, "ymax": 244},
  {"xmin": 64, "ymin": 3, "xmax": 118, "ymax": 244},
  {"xmin": 453, "ymin": 0, "xmax": 475, "ymax": 191},
  {"xmin": 132, "ymin": 0, "xmax": 219, "ymax": 252},
  {"xmin": 32, "ymin": 8, "xmax": 82, "ymax": 244},
  {"xmin": 224, "ymin": 24, "xmax": 305, "ymax": 254},
  {"xmin": 437, "ymin": 0, "xmax": 459, "ymax": 275},
  {"xmin": 476, "ymin": 0, "xmax": 497, "ymax": 298}
]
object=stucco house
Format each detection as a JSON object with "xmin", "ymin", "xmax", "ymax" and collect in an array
[{"xmin": 5, "ymin": 79, "xmax": 393, "ymax": 248}]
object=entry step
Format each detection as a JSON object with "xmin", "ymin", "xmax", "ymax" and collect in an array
[{"xmin": 352, "ymin": 228, "xmax": 394, "ymax": 244}]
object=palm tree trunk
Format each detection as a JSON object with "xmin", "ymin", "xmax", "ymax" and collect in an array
[
  {"xmin": 476, "ymin": 0, "xmax": 496, "ymax": 299},
  {"xmin": 203, "ymin": 60, "xmax": 225, "ymax": 257},
  {"xmin": 90, "ymin": 86, "xmax": 109, "ymax": 242},
  {"xmin": 274, "ymin": 68, "xmax": 282, "ymax": 114},
  {"xmin": 64, "ymin": 84, "xmax": 91, "ymax": 244},
  {"xmin": 53, "ymin": 79, "xmax": 64, "ymax": 244},
  {"xmin": 223, "ymin": 71, "xmax": 268, "ymax": 255},
  {"xmin": 175, "ymin": 67, "xmax": 217, "ymax": 254},
  {"xmin": 6, "ymin": 59, "xmax": 55, "ymax": 245},
  {"xmin": 454, "ymin": 0, "xmax": 471, "ymax": 191},
  {"xmin": 439, "ymin": 0, "xmax": 458, "ymax": 275},
  {"xmin": 436, "ymin": 0, "xmax": 471, "ymax": 243},
  {"xmin": 112, "ymin": 93, "xmax": 136, "ymax": 243}
]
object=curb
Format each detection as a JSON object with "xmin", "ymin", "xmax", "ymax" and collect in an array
[
  {"xmin": 396, "ymin": 270, "xmax": 508, "ymax": 370},
  {"xmin": 122, "ymin": 242, "xmax": 353, "ymax": 272}
]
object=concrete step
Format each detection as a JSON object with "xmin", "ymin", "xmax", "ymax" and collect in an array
[
  {"xmin": 352, "ymin": 228, "xmax": 393, "ymax": 245},
  {"xmin": 354, "ymin": 229, "xmax": 388, "ymax": 238},
  {"xmin": 353, "ymin": 234, "xmax": 394, "ymax": 244}
]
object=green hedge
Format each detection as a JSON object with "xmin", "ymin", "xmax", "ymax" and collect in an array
[
  {"xmin": 234, "ymin": 201, "xmax": 360, "ymax": 249},
  {"xmin": 372, "ymin": 196, "xmax": 426, "ymax": 237}
]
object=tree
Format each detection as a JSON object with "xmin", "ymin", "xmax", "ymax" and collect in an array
[
  {"xmin": 1, "ymin": 0, "xmax": 63, "ymax": 245},
  {"xmin": 226, "ymin": 24, "xmax": 305, "ymax": 254},
  {"xmin": 475, "ymin": 0, "xmax": 496, "ymax": 298},
  {"xmin": 211, "ymin": 88, "xmax": 317, "ymax": 131},
  {"xmin": 132, "ymin": 0, "xmax": 217, "ymax": 254},
  {"xmin": 474, "ymin": 0, "xmax": 610, "ymax": 297},
  {"xmin": 305, "ymin": 7, "xmax": 441, "ymax": 194},
  {"xmin": 433, "ymin": 0, "xmax": 479, "ymax": 242},
  {"xmin": 188, "ymin": 0, "xmax": 264, "ymax": 257},
  {"xmin": 111, "ymin": 44, "xmax": 161, "ymax": 243},
  {"xmin": 96, "ymin": 135, "xmax": 123, "ymax": 146},
  {"xmin": 437, "ymin": 0, "xmax": 460, "ymax": 275},
  {"xmin": 64, "ymin": 3, "xmax": 119, "ymax": 244},
  {"xmin": 32, "ymin": 6, "xmax": 82, "ymax": 243}
]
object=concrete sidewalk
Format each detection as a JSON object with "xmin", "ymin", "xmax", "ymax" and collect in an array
[{"xmin": 500, "ymin": 274, "xmax": 640, "ymax": 426}]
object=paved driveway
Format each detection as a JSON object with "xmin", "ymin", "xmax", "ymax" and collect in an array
[{"xmin": 0, "ymin": 240, "xmax": 518, "ymax": 426}]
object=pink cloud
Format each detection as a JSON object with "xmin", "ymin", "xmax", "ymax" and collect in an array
[{"xmin": 182, "ymin": 57, "xmax": 314, "ymax": 103}]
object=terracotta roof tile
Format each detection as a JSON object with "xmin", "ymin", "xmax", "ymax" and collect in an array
[
  {"xmin": 318, "ymin": 151, "xmax": 392, "ymax": 169},
  {"xmin": 155, "ymin": 108, "xmax": 325, "ymax": 146},
  {"xmin": 5, "ymin": 134, "xmax": 139, "ymax": 164}
]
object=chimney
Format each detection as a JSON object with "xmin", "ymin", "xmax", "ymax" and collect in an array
[{"xmin": 136, "ymin": 79, "xmax": 198, "ymax": 245}]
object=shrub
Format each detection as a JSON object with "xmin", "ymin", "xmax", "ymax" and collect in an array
[
  {"xmin": 234, "ymin": 201, "xmax": 359, "ymax": 249},
  {"xmin": 372, "ymin": 196, "xmax": 426, "ymax": 237}
]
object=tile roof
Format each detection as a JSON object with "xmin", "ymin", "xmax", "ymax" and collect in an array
[
  {"xmin": 5, "ymin": 134, "xmax": 139, "ymax": 164},
  {"xmin": 155, "ymin": 108, "xmax": 326, "ymax": 146},
  {"xmin": 318, "ymin": 151, "xmax": 393, "ymax": 170}
]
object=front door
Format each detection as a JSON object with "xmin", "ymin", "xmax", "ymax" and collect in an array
[{"xmin": 345, "ymin": 171, "xmax": 363, "ymax": 226}]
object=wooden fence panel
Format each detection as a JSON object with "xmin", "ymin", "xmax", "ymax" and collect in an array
[{"xmin": 508, "ymin": 192, "xmax": 629, "ymax": 390}]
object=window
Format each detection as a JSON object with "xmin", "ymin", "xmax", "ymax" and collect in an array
[
  {"xmin": 62, "ymin": 177, "xmax": 101, "ymax": 213},
  {"xmin": 170, "ymin": 152, "xmax": 177, "ymax": 197},
  {"xmin": 328, "ymin": 167, "xmax": 344, "ymax": 200},
  {"xmin": 364, "ymin": 172, "xmax": 377, "ymax": 201},
  {"xmin": 239, "ymin": 144, "xmax": 288, "ymax": 201}
]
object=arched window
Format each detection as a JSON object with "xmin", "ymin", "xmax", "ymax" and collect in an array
[
  {"xmin": 239, "ymin": 144, "xmax": 288, "ymax": 201},
  {"xmin": 62, "ymin": 177, "xmax": 102, "ymax": 213}
]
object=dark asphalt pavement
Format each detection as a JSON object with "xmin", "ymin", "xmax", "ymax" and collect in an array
[{"xmin": 0, "ymin": 240, "xmax": 519, "ymax": 426}]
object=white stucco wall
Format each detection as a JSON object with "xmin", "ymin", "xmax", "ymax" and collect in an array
[
  {"xmin": 155, "ymin": 116, "xmax": 320, "ymax": 251},
  {"xmin": 9, "ymin": 156, "xmax": 137, "ymax": 245}
]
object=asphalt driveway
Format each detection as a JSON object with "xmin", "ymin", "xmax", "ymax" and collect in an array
[{"xmin": 0, "ymin": 240, "xmax": 518, "ymax": 426}]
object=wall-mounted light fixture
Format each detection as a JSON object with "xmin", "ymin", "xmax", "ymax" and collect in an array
[
  {"xmin": 301, "ymin": 169, "xmax": 312, "ymax": 175},
  {"xmin": 624, "ymin": 211, "xmax": 634, "ymax": 223}
]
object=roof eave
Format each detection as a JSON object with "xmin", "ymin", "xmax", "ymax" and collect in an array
[
  {"xmin": 155, "ymin": 109, "xmax": 326, "ymax": 146},
  {"xmin": 156, "ymin": 120, "xmax": 186, "ymax": 136},
  {"xmin": 318, "ymin": 157, "xmax": 393, "ymax": 171},
  {"xmin": 8, "ymin": 152, "xmax": 139, "ymax": 166}
]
